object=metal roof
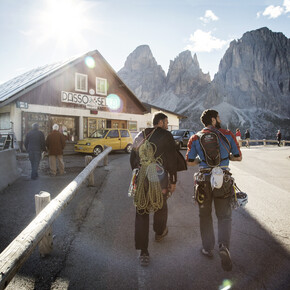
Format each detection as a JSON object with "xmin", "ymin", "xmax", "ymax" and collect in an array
[
  {"xmin": 142, "ymin": 102, "xmax": 187, "ymax": 119},
  {"xmin": 0, "ymin": 50, "xmax": 147, "ymax": 113},
  {"xmin": 0, "ymin": 54, "xmax": 83, "ymax": 105}
]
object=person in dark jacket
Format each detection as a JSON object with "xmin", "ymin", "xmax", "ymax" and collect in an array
[
  {"xmin": 130, "ymin": 112, "xmax": 187, "ymax": 266},
  {"xmin": 46, "ymin": 124, "xmax": 66, "ymax": 176},
  {"xmin": 24, "ymin": 123, "xmax": 46, "ymax": 180},
  {"xmin": 276, "ymin": 130, "xmax": 282, "ymax": 147},
  {"xmin": 245, "ymin": 129, "xmax": 250, "ymax": 148}
]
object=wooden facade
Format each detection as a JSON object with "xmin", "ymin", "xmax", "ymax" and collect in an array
[
  {"xmin": 17, "ymin": 52, "xmax": 145, "ymax": 114},
  {"xmin": 0, "ymin": 50, "xmax": 149, "ymax": 147}
]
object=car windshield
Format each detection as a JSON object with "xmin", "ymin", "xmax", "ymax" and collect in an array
[
  {"xmin": 89, "ymin": 129, "xmax": 109, "ymax": 138},
  {"xmin": 171, "ymin": 130, "xmax": 185, "ymax": 136}
]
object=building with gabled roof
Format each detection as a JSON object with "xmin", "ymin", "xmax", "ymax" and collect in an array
[
  {"xmin": 0, "ymin": 50, "xmax": 149, "ymax": 149},
  {"xmin": 0, "ymin": 50, "xmax": 185, "ymax": 151}
]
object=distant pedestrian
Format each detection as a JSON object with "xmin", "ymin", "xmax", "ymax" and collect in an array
[
  {"xmin": 46, "ymin": 124, "xmax": 66, "ymax": 176},
  {"xmin": 276, "ymin": 130, "xmax": 282, "ymax": 147},
  {"xmin": 24, "ymin": 123, "xmax": 46, "ymax": 180},
  {"xmin": 245, "ymin": 129, "xmax": 250, "ymax": 148},
  {"xmin": 235, "ymin": 128, "xmax": 242, "ymax": 147}
]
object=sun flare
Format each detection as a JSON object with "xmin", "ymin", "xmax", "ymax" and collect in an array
[{"xmin": 33, "ymin": 0, "xmax": 96, "ymax": 48}]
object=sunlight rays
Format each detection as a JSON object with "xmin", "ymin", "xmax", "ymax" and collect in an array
[{"xmin": 24, "ymin": 0, "xmax": 101, "ymax": 52}]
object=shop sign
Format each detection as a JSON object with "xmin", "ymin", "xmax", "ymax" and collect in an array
[
  {"xmin": 16, "ymin": 101, "xmax": 28, "ymax": 109},
  {"xmin": 61, "ymin": 91, "xmax": 107, "ymax": 109}
]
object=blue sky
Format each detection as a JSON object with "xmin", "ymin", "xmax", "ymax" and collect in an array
[{"xmin": 0, "ymin": 0, "xmax": 289, "ymax": 84}]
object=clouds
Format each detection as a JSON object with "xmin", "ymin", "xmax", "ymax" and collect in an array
[
  {"xmin": 185, "ymin": 30, "xmax": 228, "ymax": 52},
  {"xmin": 257, "ymin": 0, "xmax": 290, "ymax": 19},
  {"xmin": 186, "ymin": 10, "xmax": 229, "ymax": 53},
  {"xmin": 199, "ymin": 10, "xmax": 219, "ymax": 24}
]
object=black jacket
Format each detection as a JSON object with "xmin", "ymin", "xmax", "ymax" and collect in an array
[
  {"xmin": 24, "ymin": 128, "xmax": 46, "ymax": 152},
  {"xmin": 130, "ymin": 127, "xmax": 187, "ymax": 184}
]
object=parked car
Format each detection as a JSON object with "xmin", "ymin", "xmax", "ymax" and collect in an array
[
  {"xmin": 74, "ymin": 128, "xmax": 133, "ymax": 156},
  {"xmin": 171, "ymin": 129, "xmax": 195, "ymax": 149}
]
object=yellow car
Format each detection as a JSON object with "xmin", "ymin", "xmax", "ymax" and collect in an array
[{"xmin": 74, "ymin": 128, "xmax": 133, "ymax": 156}]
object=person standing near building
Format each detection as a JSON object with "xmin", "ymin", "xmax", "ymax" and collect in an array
[
  {"xmin": 245, "ymin": 129, "xmax": 250, "ymax": 148},
  {"xmin": 235, "ymin": 128, "xmax": 242, "ymax": 147},
  {"xmin": 24, "ymin": 123, "xmax": 46, "ymax": 180},
  {"xmin": 46, "ymin": 124, "xmax": 66, "ymax": 176},
  {"xmin": 186, "ymin": 109, "xmax": 242, "ymax": 272},
  {"xmin": 130, "ymin": 112, "xmax": 186, "ymax": 266},
  {"xmin": 276, "ymin": 130, "xmax": 282, "ymax": 147}
]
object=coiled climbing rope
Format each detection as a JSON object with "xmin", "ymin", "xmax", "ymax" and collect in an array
[{"xmin": 134, "ymin": 135, "xmax": 164, "ymax": 214}]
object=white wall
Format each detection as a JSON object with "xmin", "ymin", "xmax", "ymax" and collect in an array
[{"xmin": 2, "ymin": 103, "xmax": 181, "ymax": 140}]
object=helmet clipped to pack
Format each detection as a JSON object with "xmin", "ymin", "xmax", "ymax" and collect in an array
[
  {"xmin": 231, "ymin": 183, "xmax": 248, "ymax": 209},
  {"xmin": 236, "ymin": 191, "xmax": 248, "ymax": 207}
]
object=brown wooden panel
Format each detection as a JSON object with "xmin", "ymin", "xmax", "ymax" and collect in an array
[{"xmin": 18, "ymin": 52, "xmax": 145, "ymax": 114}]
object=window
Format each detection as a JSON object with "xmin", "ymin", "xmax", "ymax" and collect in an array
[
  {"xmin": 96, "ymin": 77, "xmax": 107, "ymax": 95},
  {"xmin": 106, "ymin": 130, "xmax": 119, "ymax": 138},
  {"xmin": 0, "ymin": 113, "xmax": 10, "ymax": 129},
  {"xmin": 128, "ymin": 121, "xmax": 137, "ymax": 131},
  {"xmin": 75, "ymin": 73, "xmax": 88, "ymax": 92},
  {"xmin": 120, "ymin": 130, "xmax": 130, "ymax": 137}
]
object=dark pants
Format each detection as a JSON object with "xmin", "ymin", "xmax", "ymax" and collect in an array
[
  {"xmin": 199, "ymin": 185, "xmax": 232, "ymax": 250},
  {"xmin": 28, "ymin": 151, "xmax": 41, "ymax": 179},
  {"xmin": 135, "ymin": 196, "xmax": 168, "ymax": 250}
]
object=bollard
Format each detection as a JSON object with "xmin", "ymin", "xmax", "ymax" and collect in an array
[
  {"xmin": 282, "ymin": 140, "xmax": 285, "ymax": 146},
  {"xmin": 263, "ymin": 139, "xmax": 266, "ymax": 146},
  {"xmin": 85, "ymin": 155, "xmax": 94, "ymax": 186},
  {"xmin": 35, "ymin": 191, "xmax": 53, "ymax": 257}
]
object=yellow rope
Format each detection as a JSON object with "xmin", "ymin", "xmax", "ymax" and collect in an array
[{"xmin": 134, "ymin": 139, "xmax": 163, "ymax": 214}]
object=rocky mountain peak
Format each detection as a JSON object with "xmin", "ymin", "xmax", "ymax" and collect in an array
[
  {"xmin": 168, "ymin": 50, "xmax": 200, "ymax": 74},
  {"xmin": 121, "ymin": 44, "xmax": 158, "ymax": 71},
  {"xmin": 118, "ymin": 45, "xmax": 166, "ymax": 104},
  {"xmin": 210, "ymin": 27, "xmax": 290, "ymax": 116}
]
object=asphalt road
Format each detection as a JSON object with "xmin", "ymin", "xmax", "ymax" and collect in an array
[{"xmin": 1, "ymin": 147, "xmax": 290, "ymax": 290}]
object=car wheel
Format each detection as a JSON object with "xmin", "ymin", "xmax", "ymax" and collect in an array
[
  {"xmin": 125, "ymin": 144, "xmax": 132, "ymax": 153},
  {"xmin": 93, "ymin": 146, "xmax": 103, "ymax": 156}
]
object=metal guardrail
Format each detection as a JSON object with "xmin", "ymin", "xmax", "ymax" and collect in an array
[
  {"xmin": 240, "ymin": 139, "xmax": 290, "ymax": 146},
  {"xmin": 0, "ymin": 147, "xmax": 112, "ymax": 290}
]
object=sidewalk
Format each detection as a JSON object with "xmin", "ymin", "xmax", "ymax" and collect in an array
[{"xmin": 0, "ymin": 153, "xmax": 110, "ymax": 290}]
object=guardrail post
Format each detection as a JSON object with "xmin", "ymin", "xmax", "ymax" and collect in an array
[
  {"xmin": 263, "ymin": 139, "xmax": 266, "ymax": 146},
  {"xmin": 35, "ymin": 191, "xmax": 53, "ymax": 257},
  {"xmin": 85, "ymin": 155, "xmax": 94, "ymax": 186}
]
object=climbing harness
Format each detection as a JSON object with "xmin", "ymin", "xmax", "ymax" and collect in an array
[{"xmin": 193, "ymin": 167, "xmax": 234, "ymax": 205}]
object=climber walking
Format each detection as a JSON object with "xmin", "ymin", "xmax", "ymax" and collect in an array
[
  {"xmin": 186, "ymin": 109, "xmax": 242, "ymax": 272},
  {"xmin": 130, "ymin": 112, "xmax": 186, "ymax": 266}
]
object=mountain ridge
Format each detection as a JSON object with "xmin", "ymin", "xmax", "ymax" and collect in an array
[{"xmin": 118, "ymin": 27, "xmax": 290, "ymax": 139}]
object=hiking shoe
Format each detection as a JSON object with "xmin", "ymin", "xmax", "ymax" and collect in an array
[
  {"xmin": 219, "ymin": 244, "xmax": 232, "ymax": 271},
  {"xmin": 155, "ymin": 226, "xmax": 168, "ymax": 242},
  {"xmin": 139, "ymin": 251, "xmax": 150, "ymax": 267},
  {"xmin": 201, "ymin": 248, "xmax": 214, "ymax": 258}
]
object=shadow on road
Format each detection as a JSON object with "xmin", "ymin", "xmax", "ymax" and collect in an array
[{"xmin": 0, "ymin": 152, "xmax": 289, "ymax": 289}]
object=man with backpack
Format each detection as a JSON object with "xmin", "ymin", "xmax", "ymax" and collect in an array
[
  {"xmin": 130, "ymin": 112, "xmax": 187, "ymax": 266},
  {"xmin": 186, "ymin": 109, "xmax": 242, "ymax": 271}
]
